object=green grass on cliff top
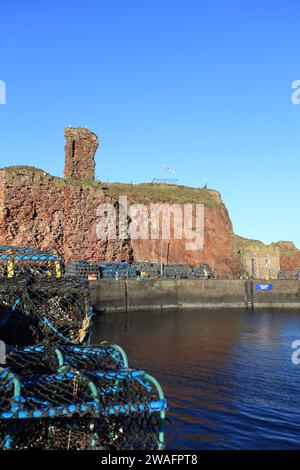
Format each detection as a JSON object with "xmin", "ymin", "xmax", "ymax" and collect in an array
[
  {"xmin": 235, "ymin": 235, "xmax": 299, "ymax": 254},
  {"xmin": 102, "ymin": 182, "xmax": 221, "ymax": 207},
  {"xmin": 2, "ymin": 166, "xmax": 222, "ymax": 208}
]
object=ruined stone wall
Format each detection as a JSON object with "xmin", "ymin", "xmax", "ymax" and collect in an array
[
  {"xmin": 242, "ymin": 247, "xmax": 280, "ymax": 279},
  {"xmin": 64, "ymin": 127, "xmax": 99, "ymax": 180}
]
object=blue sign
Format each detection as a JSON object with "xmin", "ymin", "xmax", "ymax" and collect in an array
[{"xmin": 256, "ymin": 284, "xmax": 273, "ymax": 291}]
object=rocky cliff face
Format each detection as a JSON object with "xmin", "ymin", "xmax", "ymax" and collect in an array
[
  {"xmin": 273, "ymin": 242, "xmax": 300, "ymax": 270},
  {"xmin": 234, "ymin": 237, "xmax": 300, "ymax": 275},
  {"xmin": 131, "ymin": 205, "xmax": 241, "ymax": 277},
  {"xmin": 0, "ymin": 167, "xmax": 132, "ymax": 263},
  {"xmin": 0, "ymin": 167, "xmax": 243, "ymax": 277},
  {"xmin": 1, "ymin": 127, "xmax": 298, "ymax": 278}
]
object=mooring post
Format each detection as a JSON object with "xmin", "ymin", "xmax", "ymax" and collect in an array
[{"xmin": 7, "ymin": 249, "xmax": 14, "ymax": 278}]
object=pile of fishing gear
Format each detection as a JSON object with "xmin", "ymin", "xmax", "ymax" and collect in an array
[
  {"xmin": 135, "ymin": 261, "xmax": 214, "ymax": 279},
  {"xmin": 99, "ymin": 262, "xmax": 137, "ymax": 279},
  {"xmin": 65, "ymin": 260, "xmax": 138, "ymax": 280},
  {"xmin": 134, "ymin": 262, "xmax": 161, "ymax": 278},
  {"xmin": 0, "ymin": 277, "xmax": 92, "ymax": 346},
  {"xmin": 64, "ymin": 259, "xmax": 100, "ymax": 279},
  {"xmin": 65, "ymin": 259, "xmax": 214, "ymax": 280},
  {"xmin": 0, "ymin": 245, "xmax": 63, "ymax": 279},
  {"xmin": 0, "ymin": 246, "xmax": 167, "ymax": 450}
]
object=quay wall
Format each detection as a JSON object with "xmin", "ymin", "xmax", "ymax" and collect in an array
[{"xmin": 89, "ymin": 279, "xmax": 300, "ymax": 313}]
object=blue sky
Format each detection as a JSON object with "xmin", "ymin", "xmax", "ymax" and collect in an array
[{"xmin": 0, "ymin": 0, "xmax": 299, "ymax": 247}]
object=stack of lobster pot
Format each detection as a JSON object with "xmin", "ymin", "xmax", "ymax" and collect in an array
[
  {"xmin": 99, "ymin": 262, "xmax": 137, "ymax": 279},
  {"xmin": 163, "ymin": 264, "xmax": 194, "ymax": 279},
  {"xmin": 64, "ymin": 260, "xmax": 100, "ymax": 279},
  {"xmin": 0, "ymin": 245, "xmax": 167, "ymax": 450},
  {"xmin": 134, "ymin": 262, "xmax": 161, "ymax": 278}
]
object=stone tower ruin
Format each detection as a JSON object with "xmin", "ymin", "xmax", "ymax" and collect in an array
[{"xmin": 64, "ymin": 127, "xmax": 99, "ymax": 180}]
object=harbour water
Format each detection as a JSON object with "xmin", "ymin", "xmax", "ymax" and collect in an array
[{"xmin": 93, "ymin": 309, "xmax": 300, "ymax": 450}]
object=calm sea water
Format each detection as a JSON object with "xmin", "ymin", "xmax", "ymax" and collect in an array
[{"xmin": 92, "ymin": 309, "xmax": 300, "ymax": 450}]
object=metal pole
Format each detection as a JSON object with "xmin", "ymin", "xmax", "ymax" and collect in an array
[{"xmin": 160, "ymin": 239, "xmax": 164, "ymax": 277}]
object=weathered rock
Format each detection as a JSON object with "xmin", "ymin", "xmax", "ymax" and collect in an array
[
  {"xmin": 1, "ymin": 128, "xmax": 297, "ymax": 278},
  {"xmin": 64, "ymin": 127, "xmax": 99, "ymax": 180},
  {"xmin": 131, "ymin": 204, "xmax": 241, "ymax": 278},
  {"xmin": 0, "ymin": 167, "xmax": 242, "ymax": 277},
  {"xmin": 273, "ymin": 242, "xmax": 300, "ymax": 271},
  {"xmin": 0, "ymin": 167, "xmax": 133, "ymax": 264}
]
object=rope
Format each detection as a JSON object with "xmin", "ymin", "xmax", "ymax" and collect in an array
[{"xmin": 0, "ymin": 299, "xmax": 20, "ymax": 327}]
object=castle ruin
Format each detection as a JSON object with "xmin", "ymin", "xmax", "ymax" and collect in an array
[{"xmin": 64, "ymin": 127, "xmax": 99, "ymax": 180}]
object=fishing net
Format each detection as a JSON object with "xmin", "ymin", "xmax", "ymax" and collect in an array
[
  {"xmin": 0, "ymin": 277, "xmax": 92, "ymax": 346},
  {"xmin": 65, "ymin": 260, "xmax": 100, "ymax": 279},
  {"xmin": 0, "ymin": 356, "xmax": 166, "ymax": 450},
  {"xmin": 134, "ymin": 261, "xmax": 214, "ymax": 279},
  {"xmin": 4, "ymin": 344, "xmax": 126, "ymax": 374},
  {"xmin": 0, "ymin": 245, "xmax": 167, "ymax": 450},
  {"xmin": 0, "ymin": 414, "xmax": 163, "ymax": 450},
  {"xmin": 65, "ymin": 260, "xmax": 137, "ymax": 280},
  {"xmin": 0, "ymin": 246, "xmax": 62, "ymax": 279}
]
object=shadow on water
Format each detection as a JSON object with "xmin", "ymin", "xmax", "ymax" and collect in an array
[{"xmin": 92, "ymin": 308, "xmax": 300, "ymax": 450}]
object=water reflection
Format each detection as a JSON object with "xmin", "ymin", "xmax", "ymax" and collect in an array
[{"xmin": 93, "ymin": 309, "xmax": 300, "ymax": 450}]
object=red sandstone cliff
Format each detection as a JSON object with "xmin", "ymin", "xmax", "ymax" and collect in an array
[
  {"xmin": 0, "ymin": 167, "xmax": 242, "ymax": 277},
  {"xmin": 131, "ymin": 204, "xmax": 241, "ymax": 277},
  {"xmin": 0, "ymin": 167, "xmax": 132, "ymax": 263},
  {"xmin": 273, "ymin": 242, "xmax": 300, "ymax": 271},
  {"xmin": 1, "ymin": 127, "xmax": 297, "ymax": 278}
]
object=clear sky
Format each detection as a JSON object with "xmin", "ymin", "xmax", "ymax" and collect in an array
[{"xmin": 0, "ymin": 0, "xmax": 299, "ymax": 247}]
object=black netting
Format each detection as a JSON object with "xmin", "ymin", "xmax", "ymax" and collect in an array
[
  {"xmin": 0, "ymin": 277, "xmax": 92, "ymax": 346},
  {"xmin": 0, "ymin": 363, "xmax": 166, "ymax": 450},
  {"xmin": 0, "ymin": 246, "xmax": 63, "ymax": 279},
  {"xmin": 5, "ymin": 344, "xmax": 125, "ymax": 374},
  {"xmin": 0, "ymin": 414, "xmax": 163, "ymax": 450},
  {"xmin": 0, "ymin": 245, "xmax": 167, "ymax": 450}
]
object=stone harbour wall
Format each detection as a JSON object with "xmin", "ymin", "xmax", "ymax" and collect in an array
[{"xmin": 89, "ymin": 279, "xmax": 300, "ymax": 312}]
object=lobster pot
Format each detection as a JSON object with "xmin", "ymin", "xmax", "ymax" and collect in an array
[
  {"xmin": 99, "ymin": 262, "xmax": 137, "ymax": 279},
  {"xmin": 134, "ymin": 262, "xmax": 161, "ymax": 277},
  {"xmin": 65, "ymin": 260, "xmax": 100, "ymax": 279},
  {"xmin": 0, "ymin": 413, "xmax": 163, "ymax": 450},
  {"xmin": 0, "ymin": 277, "xmax": 92, "ymax": 346},
  {"xmin": 0, "ymin": 245, "xmax": 168, "ymax": 450},
  {"xmin": 0, "ymin": 348, "xmax": 167, "ymax": 450},
  {"xmin": 0, "ymin": 246, "xmax": 62, "ymax": 279},
  {"xmin": 163, "ymin": 264, "xmax": 194, "ymax": 279},
  {"xmin": 4, "ymin": 344, "xmax": 126, "ymax": 375},
  {"xmin": 65, "ymin": 261, "xmax": 138, "ymax": 280},
  {"xmin": 192, "ymin": 264, "xmax": 214, "ymax": 279}
]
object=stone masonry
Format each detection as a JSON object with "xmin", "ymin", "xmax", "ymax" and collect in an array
[
  {"xmin": 64, "ymin": 127, "xmax": 99, "ymax": 180},
  {"xmin": 242, "ymin": 246, "xmax": 281, "ymax": 279}
]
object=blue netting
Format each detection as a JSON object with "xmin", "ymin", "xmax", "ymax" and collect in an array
[{"xmin": 0, "ymin": 245, "xmax": 167, "ymax": 450}]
